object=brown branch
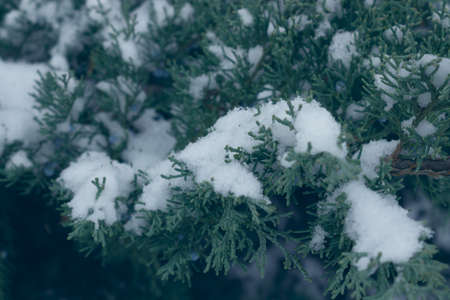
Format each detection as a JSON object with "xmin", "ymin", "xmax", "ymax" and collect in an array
[{"xmin": 389, "ymin": 157, "xmax": 450, "ymax": 178}]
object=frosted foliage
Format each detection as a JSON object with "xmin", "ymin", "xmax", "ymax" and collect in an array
[
  {"xmin": 122, "ymin": 109, "xmax": 175, "ymax": 170},
  {"xmin": 0, "ymin": 60, "xmax": 49, "ymax": 155},
  {"xmin": 294, "ymin": 100, "xmax": 347, "ymax": 159},
  {"xmin": 328, "ymin": 31, "xmax": 357, "ymax": 69},
  {"xmin": 137, "ymin": 97, "xmax": 347, "ymax": 213},
  {"xmin": 58, "ymin": 152, "xmax": 135, "ymax": 226},
  {"xmin": 359, "ymin": 140, "xmax": 399, "ymax": 179},
  {"xmin": 342, "ymin": 180, "xmax": 431, "ymax": 270},
  {"xmin": 310, "ymin": 225, "xmax": 327, "ymax": 251},
  {"xmin": 237, "ymin": 8, "xmax": 254, "ymax": 26},
  {"xmin": 415, "ymin": 120, "xmax": 437, "ymax": 137}
]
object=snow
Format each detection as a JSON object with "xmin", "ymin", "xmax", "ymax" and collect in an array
[
  {"xmin": 316, "ymin": 0, "xmax": 342, "ymax": 17},
  {"xmin": 328, "ymin": 31, "xmax": 357, "ymax": 69},
  {"xmin": 133, "ymin": 1, "xmax": 151, "ymax": 33},
  {"xmin": 417, "ymin": 54, "xmax": 450, "ymax": 89},
  {"xmin": 267, "ymin": 21, "xmax": 286, "ymax": 36},
  {"xmin": 0, "ymin": 59, "xmax": 48, "ymax": 155},
  {"xmin": 6, "ymin": 150, "xmax": 32, "ymax": 169},
  {"xmin": 415, "ymin": 120, "xmax": 437, "ymax": 137},
  {"xmin": 374, "ymin": 74, "xmax": 396, "ymax": 111},
  {"xmin": 248, "ymin": 45, "xmax": 263, "ymax": 66},
  {"xmin": 432, "ymin": 11, "xmax": 450, "ymax": 28},
  {"xmin": 95, "ymin": 113, "xmax": 127, "ymax": 147},
  {"xmin": 346, "ymin": 103, "xmax": 365, "ymax": 120},
  {"xmin": 383, "ymin": 25, "xmax": 404, "ymax": 42},
  {"xmin": 363, "ymin": 56, "xmax": 381, "ymax": 68},
  {"xmin": 314, "ymin": 19, "xmax": 331, "ymax": 38},
  {"xmin": 279, "ymin": 152, "xmax": 295, "ymax": 168},
  {"xmin": 208, "ymin": 42, "xmax": 263, "ymax": 70},
  {"xmin": 208, "ymin": 44, "xmax": 244, "ymax": 70},
  {"xmin": 122, "ymin": 109, "xmax": 175, "ymax": 170},
  {"xmin": 417, "ymin": 92, "xmax": 431, "ymax": 108},
  {"xmin": 134, "ymin": 97, "xmax": 347, "ymax": 216},
  {"xmin": 310, "ymin": 225, "xmax": 327, "ymax": 251},
  {"xmin": 358, "ymin": 140, "xmax": 399, "ymax": 179},
  {"xmin": 152, "ymin": 0, "xmax": 175, "ymax": 26},
  {"xmin": 179, "ymin": 3, "xmax": 194, "ymax": 21},
  {"xmin": 58, "ymin": 152, "xmax": 135, "ymax": 227},
  {"xmin": 401, "ymin": 116, "xmax": 415, "ymax": 134},
  {"xmin": 288, "ymin": 15, "xmax": 311, "ymax": 31},
  {"xmin": 136, "ymin": 159, "xmax": 189, "ymax": 212},
  {"xmin": 189, "ymin": 74, "xmax": 213, "ymax": 99},
  {"xmin": 294, "ymin": 99, "xmax": 347, "ymax": 159},
  {"xmin": 4, "ymin": 0, "xmax": 85, "ymax": 71},
  {"xmin": 340, "ymin": 180, "xmax": 431, "ymax": 270},
  {"xmin": 364, "ymin": 0, "xmax": 375, "ymax": 7},
  {"xmin": 237, "ymin": 8, "xmax": 254, "ymax": 26},
  {"xmin": 257, "ymin": 85, "xmax": 274, "ymax": 100}
]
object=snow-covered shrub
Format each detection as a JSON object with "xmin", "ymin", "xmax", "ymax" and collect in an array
[{"xmin": 0, "ymin": 0, "xmax": 449, "ymax": 299}]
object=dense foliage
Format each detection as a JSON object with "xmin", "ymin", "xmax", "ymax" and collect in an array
[{"xmin": 0, "ymin": 0, "xmax": 449, "ymax": 299}]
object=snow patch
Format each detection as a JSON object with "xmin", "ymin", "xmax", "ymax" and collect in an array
[
  {"xmin": 328, "ymin": 31, "xmax": 357, "ymax": 69},
  {"xmin": 237, "ymin": 8, "xmax": 254, "ymax": 26},
  {"xmin": 415, "ymin": 120, "xmax": 437, "ymax": 137},
  {"xmin": 341, "ymin": 180, "xmax": 431, "ymax": 270}
]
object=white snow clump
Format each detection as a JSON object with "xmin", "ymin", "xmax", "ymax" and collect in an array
[
  {"xmin": 340, "ymin": 180, "xmax": 431, "ymax": 270},
  {"xmin": 58, "ymin": 152, "xmax": 135, "ymax": 227}
]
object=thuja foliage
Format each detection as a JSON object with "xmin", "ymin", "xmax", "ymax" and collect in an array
[{"xmin": 0, "ymin": 0, "xmax": 449, "ymax": 299}]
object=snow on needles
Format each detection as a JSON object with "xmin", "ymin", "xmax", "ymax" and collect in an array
[
  {"xmin": 340, "ymin": 180, "xmax": 431, "ymax": 270},
  {"xmin": 358, "ymin": 139, "xmax": 399, "ymax": 179},
  {"xmin": 134, "ymin": 97, "xmax": 347, "ymax": 215},
  {"xmin": 58, "ymin": 152, "xmax": 135, "ymax": 227}
]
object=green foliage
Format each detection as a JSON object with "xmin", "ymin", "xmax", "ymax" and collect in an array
[{"xmin": 0, "ymin": 0, "xmax": 449, "ymax": 299}]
